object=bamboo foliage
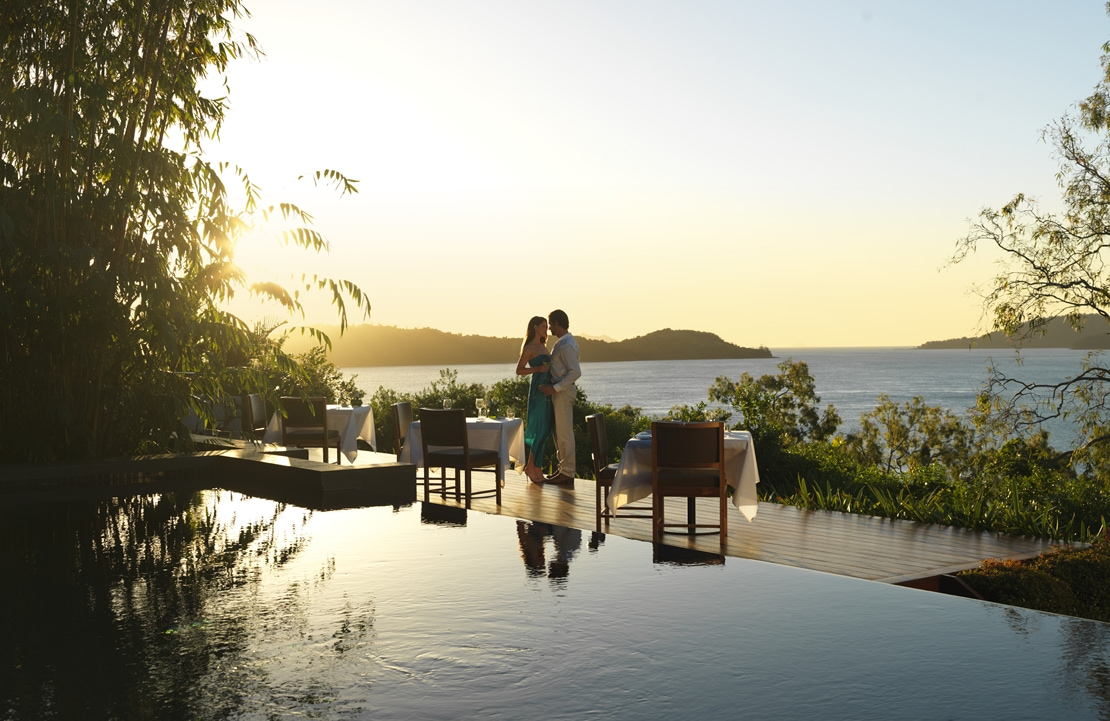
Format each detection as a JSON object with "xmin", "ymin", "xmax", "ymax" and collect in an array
[{"xmin": 0, "ymin": 1, "xmax": 370, "ymax": 461}]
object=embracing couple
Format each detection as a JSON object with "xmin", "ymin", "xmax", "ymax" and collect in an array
[{"xmin": 514, "ymin": 309, "xmax": 581, "ymax": 485}]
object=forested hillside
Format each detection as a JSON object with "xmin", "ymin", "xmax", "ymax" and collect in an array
[
  {"xmin": 282, "ymin": 325, "xmax": 772, "ymax": 366},
  {"xmin": 920, "ymin": 315, "xmax": 1110, "ymax": 349}
]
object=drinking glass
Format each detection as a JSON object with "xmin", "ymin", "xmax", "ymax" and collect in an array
[
  {"xmin": 443, "ymin": 399, "xmax": 451, "ymax": 409},
  {"xmin": 505, "ymin": 408, "xmax": 515, "ymax": 420},
  {"xmin": 476, "ymin": 398, "xmax": 488, "ymax": 419}
]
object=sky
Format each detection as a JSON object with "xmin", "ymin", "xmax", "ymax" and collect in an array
[{"xmin": 210, "ymin": 0, "xmax": 1110, "ymax": 348}]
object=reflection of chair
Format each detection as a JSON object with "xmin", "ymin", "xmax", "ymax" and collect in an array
[
  {"xmin": 418, "ymin": 408, "xmax": 501, "ymax": 507},
  {"xmin": 280, "ymin": 396, "xmax": 341, "ymax": 465},
  {"xmin": 652, "ymin": 543, "xmax": 725, "ymax": 566},
  {"xmin": 420, "ymin": 503, "xmax": 467, "ymax": 526},
  {"xmin": 651, "ymin": 421, "xmax": 727, "ymax": 544},
  {"xmin": 391, "ymin": 401, "xmax": 413, "ymax": 457},
  {"xmin": 588, "ymin": 413, "xmax": 650, "ymax": 528},
  {"xmin": 243, "ymin": 393, "xmax": 268, "ymax": 442}
]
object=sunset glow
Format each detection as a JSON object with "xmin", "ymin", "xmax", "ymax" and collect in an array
[{"xmin": 213, "ymin": 1, "xmax": 1108, "ymax": 347}]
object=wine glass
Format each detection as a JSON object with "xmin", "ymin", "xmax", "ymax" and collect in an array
[{"xmin": 476, "ymin": 398, "xmax": 487, "ymax": 420}]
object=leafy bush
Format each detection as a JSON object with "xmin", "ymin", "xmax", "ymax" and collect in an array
[
  {"xmin": 845, "ymin": 394, "xmax": 979, "ymax": 478},
  {"xmin": 366, "ymin": 386, "xmax": 406, "ymax": 455},
  {"xmin": 275, "ymin": 346, "xmax": 365, "ymax": 407},
  {"xmin": 708, "ymin": 359, "xmax": 840, "ymax": 447},
  {"xmin": 365, "ymin": 370, "xmax": 489, "ymax": 458},
  {"xmin": 488, "ymin": 376, "xmax": 530, "ymax": 421},
  {"xmin": 959, "ymin": 535, "xmax": 1110, "ymax": 621},
  {"xmin": 961, "ymin": 564, "xmax": 1076, "ymax": 616},
  {"xmin": 662, "ymin": 401, "xmax": 731, "ymax": 423},
  {"xmin": 766, "ymin": 441, "xmax": 1108, "ymax": 541}
]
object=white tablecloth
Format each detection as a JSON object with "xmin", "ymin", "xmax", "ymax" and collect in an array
[
  {"xmin": 607, "ymin": 430, "xmax": 760, "ymax": 522},
  {"xmin": 399, "ymin": 417, "xmax": 524, "ymax": 477},
  {"xmin": 263, "ymin": 405, "xmax": 376, "ymax": 463}
]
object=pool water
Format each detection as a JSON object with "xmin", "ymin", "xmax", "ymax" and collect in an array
[{"xmin": 2, "ymin": 490, "xmax": 1107, "ymax": 720}]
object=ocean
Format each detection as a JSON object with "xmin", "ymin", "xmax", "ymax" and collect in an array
[{"xmin": 344, "ymin": 346, "xmax": 1098, "ymax": 444}]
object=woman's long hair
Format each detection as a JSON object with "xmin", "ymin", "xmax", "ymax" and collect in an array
[{"xmin": 521, "ymin": 315, "xmax": 546, "ymax": 351}]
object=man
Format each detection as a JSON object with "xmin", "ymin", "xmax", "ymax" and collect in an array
[{"xmin": 539, "ymin": 309, "xmax": 581, "ymax": 484}]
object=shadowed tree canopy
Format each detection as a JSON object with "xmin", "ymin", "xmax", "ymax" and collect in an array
[{"xmin": 0, "ymin": 0, "xmax": 370, "ymax": 461}]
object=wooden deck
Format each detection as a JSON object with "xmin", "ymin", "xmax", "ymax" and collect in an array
[
  {"xmin": 8, "ymin": 440, "xmax": 1061, "ymax": 587},
  {"xmin": 402, "ymin": 461, "xmax": 1065, "ymax": 585}
]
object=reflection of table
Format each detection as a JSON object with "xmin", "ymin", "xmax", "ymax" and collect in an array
[
  {"xmin": 263, "ymin": 405, "xmax": 376, "ymax": 463},
  {"xmin": 400, "ymin": 417, "xmax": 524, "ymax": 477},
  {"xmin": 607, "ymin": 430, "xmax": 760, "ymax": 522}
]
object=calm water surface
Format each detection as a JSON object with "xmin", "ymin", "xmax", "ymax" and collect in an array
[{"xmin": 3, "ymin": 489, "xmax": 1107, "ymax": 720}]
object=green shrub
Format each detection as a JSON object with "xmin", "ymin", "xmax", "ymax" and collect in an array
[
  {"xmin": 366, "ymin": 386, "xmax": 406, "ymax": 454},
  {"xmin": 959, "ymin": 536, "xmax": 1110, "ymax": 621},
  {"xmin": 763, "ymin": 440, "xmax": 1109, "ymax": 541},
  {"xmin": 959, "ymin": 562, "xmax": 1076, "ymax": 616},
  {"xmin": 276, "ymin": 346, "xmax": 365, "ymax": 407}
]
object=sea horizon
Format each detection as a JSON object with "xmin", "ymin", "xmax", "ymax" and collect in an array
[{"xmin": 344, "ymin": 348, "xmax": 1093, "ymax": 445}]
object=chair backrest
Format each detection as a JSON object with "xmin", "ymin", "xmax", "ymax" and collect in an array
[
  {"xmin": 652, "ymin": 421, "xmax": 724, "ymax": 475},
  {"xmin": 279, "ymin": 396, "xmax": 328, "ymax": 441},
  {"xmin": 245, "ymin": 393, "xmax": 267, "ymax": 434},
  {"xmin": 392, "ymin": 401, "xmax": 413, "ymax": 456},
  {"xmin": 419, "ymin": 408, "xmax": 468, "ymax": 449},
  {"xmin": 586, "ymin": 413, "xmax": 609, "ymax": 477}
]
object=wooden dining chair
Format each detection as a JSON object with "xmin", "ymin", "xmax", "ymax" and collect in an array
[
  {"xmin": 651, "ymin": 420, "xmax": 727, "ymax": 545},
  {"xmin": 418, "ymin": 407, "xmax": 501, "ymax": 507},
  {"xmin": 279, "ymin": 396, "xmax": 342, "ymax": 465},
  {"xmin": 391, "ymin": 401, "xmax": 413, "ymax": 458},
  {"xmin": 242, "ymin": 393, "xmax": 268, "ymax": 442},
  {"xmin": 588, "ymin": 413, "xmax": 651, "ymax": 528}
]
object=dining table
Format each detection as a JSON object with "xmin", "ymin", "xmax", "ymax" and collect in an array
[
  {"xmin": 262, "ymin": 405, "xmax": 377, "ymax": 464},
  {"xmin": 399, "ymin": 416, "xmax": 525, "ymax": 478},
  {"xmin": 606, "ymin": 429, "xmax": 760, "ymax": 522}
]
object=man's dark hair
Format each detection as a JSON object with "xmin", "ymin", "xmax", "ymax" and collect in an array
[{"xmin": 549, "ymin": 309, "xmax": 569, "ymax": 329}]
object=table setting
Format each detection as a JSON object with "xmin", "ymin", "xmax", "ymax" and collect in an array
[
  {"xmin": 262, "ymin": 404, "xmax": 376, "ymax": 464},
  {"xmin": 399, "ymin": 398, "xmax": 525, "ymax": 477},
  {"xmin": 607, "ymin": 428, "xmax": 760, "ymax": 522}
]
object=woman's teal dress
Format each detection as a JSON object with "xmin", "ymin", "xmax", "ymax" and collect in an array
[{"xmin": 525, "ymin": 353, "xmax": 554, "ymax": 468}]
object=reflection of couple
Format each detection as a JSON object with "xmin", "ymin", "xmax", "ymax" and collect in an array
[
  {"xmin": 514, "ymin": 309, "xmax": 581, "ymax": 485},
  {"xmin": 516, "ymin": 520, "xmax": 582, "ymax": 579}
]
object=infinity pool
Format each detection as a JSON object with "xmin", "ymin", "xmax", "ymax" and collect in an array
[{"xmin": 1, "ymin": 490, "xmax": 1106, "ymax": 720}]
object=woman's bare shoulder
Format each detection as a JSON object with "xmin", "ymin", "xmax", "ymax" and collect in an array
[{"xmin": 522, "ymin": 341, "xmax": 548, "ymax": 359}]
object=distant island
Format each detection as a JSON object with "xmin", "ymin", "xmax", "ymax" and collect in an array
[
  {"xmin": 920, "ymin": 314, "xmax": 1110, "ymax": 350},
  {"xmin": 281, "ymin": 325, "xmax": 772, "ymax": 366}
]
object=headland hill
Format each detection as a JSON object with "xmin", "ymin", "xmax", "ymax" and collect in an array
[
  {"xmin": 281, "ymin": 324, "xmax": 772, "ymax": 366},
  {"xmin": 920, "ymin": 314, "xmax": 1110, "ymax": 350}
]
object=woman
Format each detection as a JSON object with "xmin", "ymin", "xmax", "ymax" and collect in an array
[{"xmin": 516, "ymin": 315, "xmax": 553, "ymax": 484}]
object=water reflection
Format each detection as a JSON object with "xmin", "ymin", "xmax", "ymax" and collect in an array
[
  {"xmin": 0, "ymin": 491, "xmax": 321, "ymax": 720},
  {"xmin": 516, "ymin": 521, "xmax": 582, "ymax": 583},
  {"xmin": 1008, "ymin": 603, "xmax": 1110, "ymax": 718},
  {"xmin": 652, "ymin": 543, "xmax": 725, "ymax": 566},
  {"xmin": 4, "ymin": 491, "xmax": 1110, "ymax": 719},
  {"xmin": 420, "ymin": 502, "xmax": 467, "ymax": 526}
]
